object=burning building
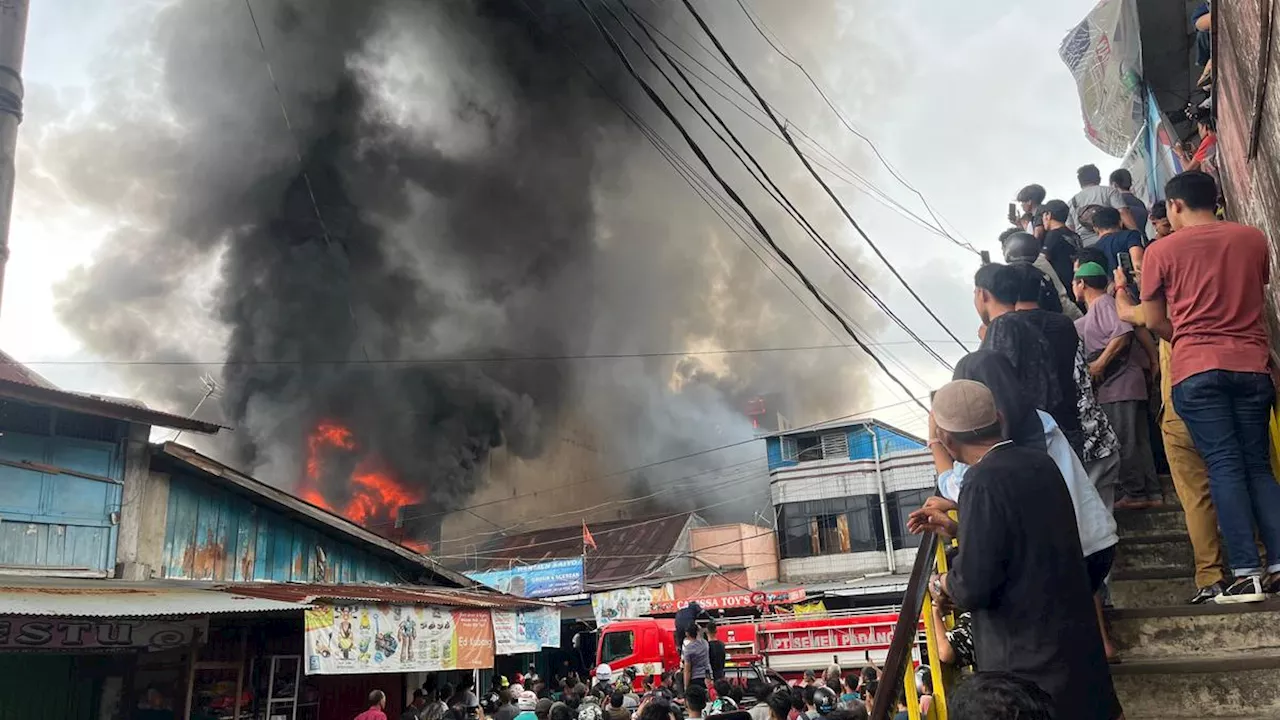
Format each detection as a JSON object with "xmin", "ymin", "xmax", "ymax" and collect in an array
[{"xmin": 34, "ymin": 0, "xmax": 888, "ymax": 546}]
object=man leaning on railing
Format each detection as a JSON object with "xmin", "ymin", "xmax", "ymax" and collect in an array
[{"xmin": 906, "ymin": 380, "xmax": 1121, "ymax": 720}]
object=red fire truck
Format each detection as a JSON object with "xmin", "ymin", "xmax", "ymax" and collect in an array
[{"xmin": 596, "ymin": 608, "xmax": 922, "ymax": 687}]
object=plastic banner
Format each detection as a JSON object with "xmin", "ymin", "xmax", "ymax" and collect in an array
[
  {"xmin": 466, "ymin": 558, "xmax": 584, "ymax": 599},
  {"xmin": 492, "ymin": 606, "xmax": 561, "ymax": 655},
  {"xmin": 591, "ymin": 585, "xmax": 674, "ymax": 626},
  {"xmin": 1059, "ymin": 0, "xmax": 1145, "ymax": 156},
  {"xmin": 304, "ymin": 604, "xmax": 495, "ymax": 675}
]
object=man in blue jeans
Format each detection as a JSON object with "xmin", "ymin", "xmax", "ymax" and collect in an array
[{"xmin": 1120, "ymin": 171, "xmax": 1280, "ymax": 602}]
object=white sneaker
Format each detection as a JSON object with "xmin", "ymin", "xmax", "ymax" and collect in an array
[{"xmin": 1214, "ymin": 575, "xmax": 1267, "ymax": 604}]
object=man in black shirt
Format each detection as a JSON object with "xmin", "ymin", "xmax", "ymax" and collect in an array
[
  {"xmin": 1010, "ymin": 263, "xmax": 1083, "ymax": 455},
  {"xmin": 974, "ymin": 263, "xmax": 1060, "ymax": 417},
  {"xmin": 912, "ymin": 380, "xmax": 1118, "ymax": 720},
  {"xmin": 1039, "ymin": 199, "xmax": 1082, "ymax": 294},
  {"xmin": 705, "ymin": 621, "xmax": 727, "ymax": 680}
]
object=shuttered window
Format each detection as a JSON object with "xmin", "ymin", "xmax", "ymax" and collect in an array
[{"xmin": 820, "ymin": 433, "xmax": 849, "ymax": 460}]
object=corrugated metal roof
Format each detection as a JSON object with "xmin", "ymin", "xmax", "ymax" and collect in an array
[
  {"xmin": 0, "ymin": 370, "xmax": 224, "ymax": 434},
  {"xmin": 764, "ymin": 418, "xmax": 925, "ymax": 444},
  {"xmin": 470, "ymin": 513, "xmax": 700, "ymax": 589},
  {"xmin": 156, "ymin": 443, "xmax": 471, "ymax": 588},
  {"xmin": 220, "ymin": 583, "xmax": 552, "ymax": 609},
  {"xmin": 0, "ymin": 583, "xmax": 304, "ymax": 617}
]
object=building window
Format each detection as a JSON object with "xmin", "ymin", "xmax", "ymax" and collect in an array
[
  {"xmin": 887, "ymin": 488, "xmax": 934, "ymax": 549},
  {"xmin": 780, "ymin": 432, "xmax": 850, "ymax": 463},
  {"xmin": 776, "ymin": 496, "xmax": 886, "ymax": 559}
]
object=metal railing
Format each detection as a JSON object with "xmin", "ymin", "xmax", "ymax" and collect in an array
[{"xmin": 869, "ymin": 529, "xmax": 955, "ymax": 720}]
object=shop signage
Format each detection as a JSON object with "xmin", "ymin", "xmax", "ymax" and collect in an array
[
  {"xmin": 648, "ymin": 588, "xmax": 805, "ymax": 614},
  {"xmin": 303, "ymin": 603, "xmax": 494, "ymax": 675},
  {"xmin": 0, "ymin": 617, "xmax": 206, "ymax": 652},
  {"xmin": 591, "ymin": 585, "xmax": 674, "ymax": 626},
  {"xmin": 764, "ymin": 621, "xmax": 895, "ymax": 653},
  {"xmin": 465, "ymin": 558, "xmax": 584, "ymax": 599},
  {"xmin": 492, "ymin": 606, "xmax": 560, "ymax": 655}
]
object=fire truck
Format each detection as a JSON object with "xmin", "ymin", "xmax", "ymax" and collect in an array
[{"xmin": 596, "ymin": 607, "xmax": 922, "ymax": 687}]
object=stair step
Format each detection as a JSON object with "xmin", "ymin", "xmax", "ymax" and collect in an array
[
  {"xmin": 1113, "ymin": 534, "xmax": 1195, "ymax": 576},
  {"xmin": 1111, "ymin": 650, "xmax": 1280, "ymax": 718},
  {"xmin": 1110, "ymin": 599, "xmax": 1280, "ymax": 660},
  {"xmin": 1114, "ymin": 504, "xmax": 1189, "ymax": 538},
  {"xmin": 1110, "ymin": 575, "xmax": 1196, "ymax": 608}
]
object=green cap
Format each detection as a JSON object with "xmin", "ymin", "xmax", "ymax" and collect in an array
[{"xmin": 1074, "ymin": 261, "xmax": 1108, "ymax": 279}]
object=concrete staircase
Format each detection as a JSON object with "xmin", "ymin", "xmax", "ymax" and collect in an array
[{"xmin": 1107, "ymin": 479, "xmax": 1280, "ymax": 718}]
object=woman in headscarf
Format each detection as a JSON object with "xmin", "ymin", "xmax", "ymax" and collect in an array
[{"xmin": 923, "ymin": 349, "xmax": 1121, "ymax": 660}]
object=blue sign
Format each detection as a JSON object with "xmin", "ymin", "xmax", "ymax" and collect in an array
[{"xmin": 466, "ymin": 558, "xmax": 584, "ymax": 599}]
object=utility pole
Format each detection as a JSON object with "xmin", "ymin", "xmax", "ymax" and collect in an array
[{"xmin": 0, "ymin": 0, "xmax": 28, "ymax": 319}]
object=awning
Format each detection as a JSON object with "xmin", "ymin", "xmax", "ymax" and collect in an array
[
  {"xmin": 221, "ymin": 582, "xmax": 553, "ymax": 609},
  {"xmin": 0, "ymin": 584, "xmax": 305, "ymax": 617}
]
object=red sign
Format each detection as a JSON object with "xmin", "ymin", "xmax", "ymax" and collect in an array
[
  {"xmin": 648, "ymin": 588, "xmax": 805, "ymax": 614},
  {"xmin": 765, "ymin": 622, "xmax": 896, "ymax": 653}
]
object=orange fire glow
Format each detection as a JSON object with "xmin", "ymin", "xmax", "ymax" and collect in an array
[{"xmin": 300, "ymin": 420, "xmax": 423, "ymax": 539}]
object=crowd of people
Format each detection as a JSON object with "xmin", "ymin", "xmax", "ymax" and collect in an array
[{"xmin": 906, "ymin": 162, "xmax": 1280, "ymax": 720}]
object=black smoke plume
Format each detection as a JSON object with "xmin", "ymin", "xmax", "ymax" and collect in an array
[{"xmin": 32, "ymin": 0, "xmax": 889, "ymax": 534}]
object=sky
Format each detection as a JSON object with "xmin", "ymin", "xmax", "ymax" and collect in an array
[{"xmin": 0, "ymin": 0, "xmax": 1117, "ymax": 439}]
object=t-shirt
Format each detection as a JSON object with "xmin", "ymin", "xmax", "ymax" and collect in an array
[
  {"xmin": 1140, "ymin": 221, "xmax": 1271, "ymax": 386},
  {"xmin": 607, "ymin": 707, "xmax": 631, "ymax": 720},
  {"xmin": 1076, "ymin": 294, "xmax": 1147, "ymax": 404},
  {"xmin": 1093, "ymin": 229, "xmax": 1144, "ymax": 274},
  {"xmin": 1015, "ymin": 309, "xmax": 1083, "ymax": 454},
  {"xmin": 355, "ymin": 709, "xmax": 389, "ymax": 720},
  {"xmin": 707, "ymin": 639, "xmax": 726, "ymax": 679},
  {"xmin": 1042, "ymin": 226, "xmax": 1082, "ymax": 292},
  {"xmin": 1069, "ymin": 185, "xmax": 1128, "ymax": 246},
  {"xmin": 947, "ymin": 445, "xmax": 1117, "ymax": 720},
  {"xmin": 683, "ymin": 638, "xmax": 712, "ymax": 680},
  {"xmin": 514, "ymin": 712, "xmax": 537, "ymax": 720},
  {"xmin": 980, "ymin": 312, "xmax": 1061, "ymax": 414}
]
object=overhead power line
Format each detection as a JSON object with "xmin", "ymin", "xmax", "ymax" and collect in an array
[
  {"xmin": 608, "ymin": 0, "xmax": 952, "ymax": 372},
  {"xmin": 676, "ymin": 0, "xmax": 970, "ymax": 355},
  {"xmin": 571, "ymin": 0, "xmax": 927, "ymax": 413},
  {"xmin": 731, "ymin": 0, "xmax": 976, "ymax": 255}
]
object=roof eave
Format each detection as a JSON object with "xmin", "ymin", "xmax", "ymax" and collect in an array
[
  {"xmin": 156, "ymin": 442, "xmax": 470, "ymax": 588},
  {"xmin": 0, "ymin": 378, "xmax": 224, "ymax": 434}
]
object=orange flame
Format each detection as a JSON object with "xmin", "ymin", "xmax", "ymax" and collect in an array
[{"xmin": 301, "ymin": 420, "xmax": 423, "ymax": 540}]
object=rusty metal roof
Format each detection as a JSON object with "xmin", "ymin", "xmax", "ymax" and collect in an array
[
  {"xmin": 0, "ymin": 578, "xmax": 304, "ymax": 616},
  {"xmin": 470, "ymin": 513, "xmax": 701, "ymax": 590},
  {"xmin": 156, "ymin": 443, "xmax": 472, "ymax": 588},
  {"xmin": 219, "ymin": 582, "xmax": 552, "ymax": 609},
  {"xmin": 0, "ymin": 350, "xmax": 224, "ymax": 434}
]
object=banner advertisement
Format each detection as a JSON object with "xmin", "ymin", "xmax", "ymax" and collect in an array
[
  {"xmin": 1059, "ymin": 0, "xmax": 1145, "ymax": 156},
  {"xmin": 304, "ymin": 604, "xmax": 495, "ymax": 675},
  {"xmin": 492, "ymin": 606, "xmax": 561, "ymax": 655},
  {"xmin": 649, "ymin": 588, "xmax": 806, "ymax": 614},
  {"xmin": 466, "ymin": 558, "xmax": 584, "ymax": 599},
  {"xmin": 591, "ymin": 585, "xmax": 674, "ymax": 626}
]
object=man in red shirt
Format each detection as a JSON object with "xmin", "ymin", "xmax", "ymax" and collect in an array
[
  {"xmin": 356, "ymin": 690, "xmax": 389, "ymax": 720},
  {"xmin": 1124, "ymin": 170, "xmax": 1280, "ymax": 603}
]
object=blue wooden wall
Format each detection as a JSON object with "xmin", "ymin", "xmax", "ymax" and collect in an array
[
  {"xmin": 0, "ymin": 428, "xmax": 123, "ymax": 574},
  {"xmin": 161, "ymin": 473, "xmax": 401, "ymax": 584},
  {"xmin": 766, "ymin": 423, "xmax": 924, "ymax": 471}
]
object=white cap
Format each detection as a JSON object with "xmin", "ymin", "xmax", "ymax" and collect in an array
[
  {"xmin": 517, "ymin": 691, "xmax": 537, "ymax": 711},
  {"xmin": 509, "ymin": 684, "xmax": 524, "ymax": 697},
  {"xmin": 595, "ymin": 663, "xmax": 613, "ymax": 682}
]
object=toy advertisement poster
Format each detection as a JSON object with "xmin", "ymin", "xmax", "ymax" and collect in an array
[{"xmin": 304, "ymin": 604, "xmax": 495, "ymax": 675}]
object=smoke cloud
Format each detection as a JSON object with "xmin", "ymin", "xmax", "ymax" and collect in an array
[{"xmin": 27, "ymin": 0, "xmax": 894, "ymax": 533}]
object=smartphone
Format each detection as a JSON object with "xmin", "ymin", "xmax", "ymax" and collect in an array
[
  {"xmin": 1007, "ymin": 202, "xmax": 1018, "ymax": 224},
  {"xmin": 1117, "ymin": 252, "xmax": 1140, "ymax": 302}
]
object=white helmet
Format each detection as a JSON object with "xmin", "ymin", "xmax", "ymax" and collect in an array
[{"xmin": 595, "ymin": 663, "xmax": 613, "ymax": 682}]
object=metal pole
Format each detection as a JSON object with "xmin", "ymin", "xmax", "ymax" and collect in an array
[
  {"xmin": 871, "ymin": 423, "xmax": 898, "ymax": 574},
  {"xmin": 0, "ymin": 0, "xmax": 28, "ymax": 318}
]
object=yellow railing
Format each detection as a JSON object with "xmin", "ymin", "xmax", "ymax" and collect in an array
[{"xmin": 877, "ymin": 528, "xmax": 956, "ymax": 720}]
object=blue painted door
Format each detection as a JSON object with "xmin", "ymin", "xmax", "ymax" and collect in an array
[{"xmin": 0, "ymin": 432, "xmax": 122, "ymax": 573}]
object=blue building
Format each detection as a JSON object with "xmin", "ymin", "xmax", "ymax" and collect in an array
[{"xmin": 763, "ymin": 418, "xmax": 935, "ymax": 587}]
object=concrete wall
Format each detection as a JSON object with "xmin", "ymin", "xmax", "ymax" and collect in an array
[
  {"xmin": 1217, "ymin": 0, "xmax": 1280, "ymax": 338},
  {"xmin": 688, "ymin": 523, "xmax": 778, "ymax": 587}
]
